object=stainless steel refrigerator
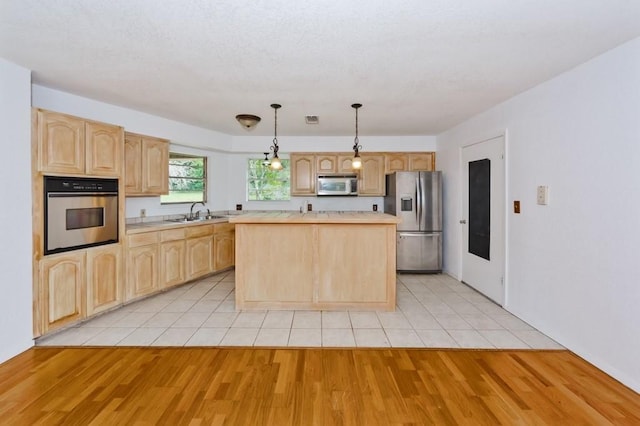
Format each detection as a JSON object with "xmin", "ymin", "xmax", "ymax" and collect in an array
[{"xmin": 384, "ymin": 171, "xmax": 442, "ymax": 272}]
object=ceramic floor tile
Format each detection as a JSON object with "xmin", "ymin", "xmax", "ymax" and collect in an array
[
  {"xmin": 321, "ymin": 311, "xmax": 351, "ymax": 329},
  {"xmin": 232, "ymin": 312, "xmax": 266, "ymax": 328},
  {"xmin": 151, "ymin": 328, "xmax": 197, "ymax": 346},
  {"xmin": 262, "ymin": 311, "xmax": 294, "ymax": 329},
  {"xmin": 112, "ymin": 312, "xmax": 156, "ymax": 328},
  {"xmin": 512, "ymin": 330, "xmax": 564, "ymax": 349},
  {"xmin": 288, "ymin": 329, "xmax": 322, "ymax": 347},
  {"xmin": 416, "ymin": 330, "xmax": 459, "ymax": 348},
  {"xmin": 180, "ymin": 288, "xmax": 212, "ymax": 300},
  {"xmin": 385, "ymin": 329, "xmax": 424, "ymax": 348},
  {"xmin": 214, "ymin": 282, "xmax": 235, "ymax": 291},
  {"xmin": 202, "ymin": 312, "xmax": 238, "ymax": 328},
  {"xmin": 353, "ymin": 329, "xmax": 390, "ymax": 347},
  {"xmin": 448, "ymin": 330, "xmax": 494, "ymax": 348},
  {"xmin": 79, "ymin": 311, "xmax": 128, "ymax": 328},
  {"xmin": 142, "ymin": 312, "xmax": 182, "ymax": 328},
  {"xmin": 189, "ymin": 300, "xmax": 222, "ymax": 313},
  {"xmin": 220, "ymin": 328, "xmax": 259, "ymax": 346},
  {"xmin": 322, "ymin": 329, "xmax": 356, "ymax": 347},
  {"xmin": 448, "ymin": 302, "xmax": 483, "ymax": 315},
  {"xmin": 201, "ymin": 289, "xmax": 232, "ymax": 300},
  {"xmin": 117, "ymin": 327, "xmax": 167, "ymax": 346},
  {"xmin": 254, "ymin": 328, "xmax": 291, "ymax": 346},
  {"xmin": 292, "ymin": 311, "xmax": 322, "ymax": 329},
  {"xmin": 132, "ymin": 299, "xmax": 171, "ymax": 313},
  {"xmin": 460, "ymin": 313, "xmax": 503, "ymax": 330},
  {"xmin": 214, "ymin": 301, "xmax": 237, "ymax": 312},
  {"xmin": 161, "ymin": 299, "xmax": 197, "ymax": 313},
  {"xmin": 404, "ymin": 312, "xmax": 442, "ymax": 330},
  {"xmin": 348, "ymin": 312, "xmax": 381, "ymax": 329},
  {"xmin": 491, "ymin": 314, "xmax": 534, "ymax": 330},
  {"xmin": 37, "ymin": 327, "xmax": 105, "ymax": 346},
  {"xmin": 479, "ymin": 330, "xmax": 530, "ymax": 349},
  {"xmin": 433, "ymin": 313, "xmax": 473, "ymax": 330},
  {"xmin": 475, "ymin": 302, "xmax": 508, "ymax": 315},
  {"xmin": 186, "ymin": 328, "xmax": 228, "ymax": 346},
  {"xmin": 83, "ymin": 327, "xmax": 134, "ymax": 346},
  {"xmin": 377, "ymin": 312, "xmax": 413, "ymax": 329},
  {"xmin": 172, "ymin": 312, "xmax": 211, "ymax": 328}
]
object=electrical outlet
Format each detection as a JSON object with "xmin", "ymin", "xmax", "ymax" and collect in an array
[
  {"xmin": 373, "ymin": 204, "xmax": 378, "ymax": 212},
  {"xmin": 537, "ymin": 186, "xmax": 549, "ymax": 205},
  {"xmin": 307, "ymin": 203, "xmax": 313, "ymax": 212},
  {"xmin": 514, "ymin": 200, "xmax": 521, "ymax": 214},
  {"xmin": 236, "ymin": 204, "xmax": 242, "ymax": 211},
  {"xmin": 140, "ymin": 209, "xmax": 146, "ymax": 218}
]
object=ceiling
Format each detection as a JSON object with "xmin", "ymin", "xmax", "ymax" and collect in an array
[{"xmin": 2, "ymin": 1, "xmax": 640, "ymax": 137}]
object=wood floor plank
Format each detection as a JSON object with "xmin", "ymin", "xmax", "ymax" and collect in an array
[{"xmin": 0, "ymin": 347, "xmax": 638, "ymax": 425}]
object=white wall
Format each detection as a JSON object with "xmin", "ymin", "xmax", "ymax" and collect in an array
[
  {"xmin": 437, "ymin": 37, "xmax": 640, "ymax": 392},
  {"xmin": 0, "ymin": 59, "xmax": 33, "ymax": 362}
]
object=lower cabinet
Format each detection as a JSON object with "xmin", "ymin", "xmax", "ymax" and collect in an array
[
  {"xmin": 160, "ymin": 240, "xmax": 186, "ymax": 288},
  {"xmin": 214, "ymin": 230, "xmax": 235, "ymax": 270},
  {"xmin": 186, "ymin": 235, "xmax": 214, "ymax": 280},
  {"xmin": 37, "ymin": 244, "xmax": 123, "ymax": 335},
  {"xmin": 86, "ymin": 245, "xmax": 123, "ymax": 316},
  {"xmin": 39, "ymin": 252, "xmax": 86, "ymax": 334},
  {"xmin": 126, "ymin": 244, "xmax": 159, "ymax": 299}
]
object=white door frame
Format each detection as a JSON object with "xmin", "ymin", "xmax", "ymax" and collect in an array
[{"xmin": 458, "ymin": 130, "xmax": 509, "ymax": 307}]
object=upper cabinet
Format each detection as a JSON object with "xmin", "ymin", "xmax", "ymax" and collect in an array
[
  {"xmin": 385, "ymin": 152, "xmax": 435, "ymax": 174},
  {"xmin": 124, "ymin": 132, "xmax": 169, "ymax": 196},
  {"xmin": 316, "ymin": 154, "xmax": 355, "ymax": 174},
  {"xmin": 36, "ymin": 109, "xmax": 122, "ymax": 176},
  {"xmin": 358, "ymin": 154, "xmax": 385, "ymax": 196},
  {"xmin": 290, "ymin": 154, "xmax": 316, "ymax": 196}
]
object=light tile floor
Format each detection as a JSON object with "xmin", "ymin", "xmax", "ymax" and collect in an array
[{"xmin": 36, "ymin": 272, "xmax": 564, "ymax": 349}]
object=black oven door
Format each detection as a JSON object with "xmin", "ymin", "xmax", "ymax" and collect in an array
[{"xmin": 45, "ymin": 193, "xmax": 118, "ymax": 255}]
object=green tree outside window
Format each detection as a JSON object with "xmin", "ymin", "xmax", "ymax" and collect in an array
[{"xmin": 247, "ymin": 159, "xmax": 290, "ymax": 201}]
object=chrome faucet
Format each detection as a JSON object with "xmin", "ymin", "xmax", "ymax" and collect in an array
[{"xmin": 190, "ymin": 202, "xmax": 206, "ymax": 219}]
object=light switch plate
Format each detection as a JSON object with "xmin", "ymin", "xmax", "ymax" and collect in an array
[{"xmin": 537, "ymin": 186, "xmax": 549, "ymax": 205}]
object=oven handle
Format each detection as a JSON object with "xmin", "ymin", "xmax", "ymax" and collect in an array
[{"xmin": 47, "ymin": 192, "xmax": 118, "ymax": 198}]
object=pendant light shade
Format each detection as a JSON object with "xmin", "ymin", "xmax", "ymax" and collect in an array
[
  {"xmin": 351, "ymin": 103, "xmax": 363, "ymax": 169},
  {"xmin": 268, "ymin": 104, "xmax": 283, "ymax": 170}
]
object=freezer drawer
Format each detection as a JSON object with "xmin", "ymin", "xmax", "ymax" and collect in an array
[{"xmin": 396, "ymin": 232, "xmax": 442, "ymax": 273}]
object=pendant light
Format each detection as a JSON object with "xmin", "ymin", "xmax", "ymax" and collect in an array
[
  {"xmin": 268, "ymin": 104, "xmax": 282, "ymax": 170},
  {"xmin": 351, "ymin": 103, "xmax": 363, "ymax": 169}
]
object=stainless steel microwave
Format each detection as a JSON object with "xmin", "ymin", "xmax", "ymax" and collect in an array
[{"xmin": 317, "ymin": 175, "xmax": 358, "ymax": 196}]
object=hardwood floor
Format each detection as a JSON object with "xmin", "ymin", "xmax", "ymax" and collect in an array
[{"xmin": 0, "ymin": 348, "xmax": 638, "ymax": 425}]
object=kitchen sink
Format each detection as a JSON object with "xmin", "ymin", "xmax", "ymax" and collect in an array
[{"xmin": 165, "ymin": 215, "xmax": 226, "ymax": 223}]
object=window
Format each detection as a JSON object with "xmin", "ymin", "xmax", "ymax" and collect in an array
[
  {"xmin": 247, "ymin": 158, "xmax": 290, "ymax": 201},
  {"xmin": 160, "ymin": 153, "xmax": 207, "ymax": 204}
]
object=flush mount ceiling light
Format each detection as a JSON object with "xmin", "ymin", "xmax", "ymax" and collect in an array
[
  {"xmin": 235, "ymin": 114, "xmax": 261, "ymax": 130},
  {"xmin": 268, "ymin": 104, "xmax": 282, "ymax": 170},
  {"xmin": 351, "ymin": 103, "xmax": 363, "ymax": 169}
]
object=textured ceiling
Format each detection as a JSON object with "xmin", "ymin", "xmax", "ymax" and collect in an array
[{"xmin": 2, "ymin": 1, "xmax": 640, "ymax": 136}]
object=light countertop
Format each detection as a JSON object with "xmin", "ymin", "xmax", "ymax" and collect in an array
[{"xmin": 228, "ymin": 211, "xmax": 400, "ymax": 224}]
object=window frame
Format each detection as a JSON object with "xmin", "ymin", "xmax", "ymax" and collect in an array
[{"xmin": 160, "ymin": 152, "xmax": 208, "ymax": 205}]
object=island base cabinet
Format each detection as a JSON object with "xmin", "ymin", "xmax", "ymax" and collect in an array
[
  {"xmin": 236, "ymin": 225, "xmax": 314, "ymax": 305},
  {"xmin": 317, "ymin": 225, "xmax": 392, "ymax": 303},
  {"xmin": 39, "ymin": 252, "xmax": 86, "ymax": 334},
  {"xmin": 234, "ymin": 222, "xmax": 396, "ymax": 311},
  {"xmin": 86, "ymin": 245, "xmax": 123, "ymax": 316}
]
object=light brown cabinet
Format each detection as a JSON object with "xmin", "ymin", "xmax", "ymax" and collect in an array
[
  {"xmin": 186, "ymin": 236, "xmax": 214, "ymax": 280},
  {"xmin": 126, "ymin": 232, "xmax": 160, "ymax": 300},
  {"xmin": 36, "ymin": 110, "xmax": 122, "ymax": 176},
  {"xmin": 316, "ymin": 154, "xmax": 355, "ymax": 174},
  {"xmin": 358, "ymin": 154, "xmax": 386, "ymax": 196},
  {"xmin": 385, "ymin": 152, "xmax": 435, "ymax": 174},
  {"xmin": 124, "ymin": 132, "xmax": 169, "ymax": 196},
  {"xmin": 159, "ymin": 228, "xmax": 187, "ymax": 289},
  {"xmin": 290, "ymin": 154, "xmax": 316, "ymax": 196},
  {"xmin": 86, "ymin": 245, "xmax": 123, "ymax": 316},
  {"xmin": 408, "ymin": 153, "xmax": 435, "ymax": 171},
  {"xmin": 39, "ymin": 252, "xmax": 86, "ymax": 334},
  {"xmin": 214, "ymin": 225, "xmax": 235, "ymax": 271}
]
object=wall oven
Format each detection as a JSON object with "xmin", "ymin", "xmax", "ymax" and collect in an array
[{"xmin": 44, "ymin": 176, "xmax": 119, "ymax": 255}]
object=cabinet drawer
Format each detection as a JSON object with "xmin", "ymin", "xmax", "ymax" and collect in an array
[
  {"xmin": 127, "ymin": 232, "xmax": 159, "ymax": 248},
  {"xmin": 214, "ymin": 223, "xmax": 234, "ymax": 234},
  {"xmin": 160, "ymin": 228, "xmax": 186, "ymax": 242},
  {"xmin": 186, "ymin": 224, "xmax": 214, "ymax": 238}
]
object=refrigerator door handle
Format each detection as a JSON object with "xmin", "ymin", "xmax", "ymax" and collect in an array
[{"xmin": 416, "ymin": 175, "xmax": 422, "ymax": 230}]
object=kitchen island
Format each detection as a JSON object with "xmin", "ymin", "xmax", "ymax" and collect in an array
[{"xmin": 228, "ymin": 212, "xmax": 401, "ymax": 311}]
